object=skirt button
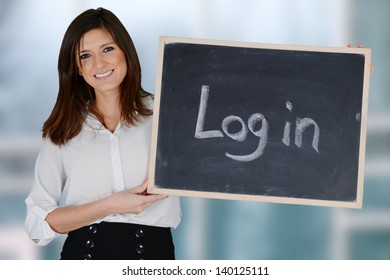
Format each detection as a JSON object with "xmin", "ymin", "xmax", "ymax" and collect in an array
[
  {"xmin": 86, "ymin": 239, "xmax": 95, "ymax": 249},
  {"xmin": 88, "ymin": 225, "xmax": 98, "ymax": 234},
  {"xmin": 136, "ymin": 244, "xmax": 145, "ymax": 254},
  {"xmin": 83, "ymin": 253, "xmax": 92, "ymax": 260},
  {"xmin": 135, "ymin": 228, "xmax": 145, "ymax": 238}
]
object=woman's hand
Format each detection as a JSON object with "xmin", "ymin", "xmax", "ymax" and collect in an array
[
  {"xmin": 347, "ymin": 43, "xmax": 364, "ymax": 48},
  {"xmin": 348, "ymin": 43, "xmax": 374, "ymax": 75},
  {"xmin": 106, "ymin": 180, "xmax": 168, "ymax": 215},
  {"xmin": 46, "ymin": 180, "xmax": 168, "ymax": 234}
]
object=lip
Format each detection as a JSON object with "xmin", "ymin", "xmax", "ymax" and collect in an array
[{"xmin": 94, "ymin": 69, "xmax": 113, "ymax": 79}]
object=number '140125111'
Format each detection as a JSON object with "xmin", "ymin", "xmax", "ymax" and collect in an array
[{"xmin": 216, "ymin": 266, "xmax": 269, "ymax": 276}]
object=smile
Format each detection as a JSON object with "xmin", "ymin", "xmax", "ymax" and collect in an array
[{"xmin": 94, "ymin": 70, "xmax": 113, "ymax": 79}]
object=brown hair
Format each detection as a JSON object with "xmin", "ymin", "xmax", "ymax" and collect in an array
[{"xmin": 42, "ymin": 7, "xmax": 152, "ymax": 145}]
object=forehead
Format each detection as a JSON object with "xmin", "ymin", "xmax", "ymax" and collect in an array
[{"xmin": 79, "ymin": 28, "xmax": 114, "ymax": 50}]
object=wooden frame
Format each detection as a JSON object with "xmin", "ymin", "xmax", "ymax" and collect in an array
[{"xmin": 148, "ymin": 36, "xmax": 371, "ymax": 208}]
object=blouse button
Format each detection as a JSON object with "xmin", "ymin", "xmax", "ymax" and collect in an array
[
  {"xmin": 88, "ymin": 225, "xmax": 98, "ymax": 234},
  {"xmin": 136, "ymin": 244, "xmax": 145, "ymax": 254},
  {"xmin": 135, "ymin": 228, "xmax": 144, "ymax": 238}
]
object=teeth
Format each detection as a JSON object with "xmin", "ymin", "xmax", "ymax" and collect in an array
[{"xmin": 95, "ymin": 70, "xmax": 113, "ymax": 78}]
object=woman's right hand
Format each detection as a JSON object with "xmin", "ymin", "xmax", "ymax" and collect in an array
[
  {"xmin": 106, "ymin": 180, "xmax": 168, "ymax": 215},
  {"xmin": 46, "ymin": 180, "xmax": 167, "ymax": 234}
]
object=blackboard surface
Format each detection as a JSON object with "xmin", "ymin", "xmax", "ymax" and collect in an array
[{"xmin": 148, "ymin": 36, "xmax": 371, "ymax": 208}]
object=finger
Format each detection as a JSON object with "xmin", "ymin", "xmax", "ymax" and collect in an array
[
  {"xmin": 135, "ymin": 194, "xmax": 168, "ymax": 212},
  {"xmin": 347, "ymin": 43, "xmax": 353, "ymax": 48},
  {"xmin": 129, "ymin": 179, "xmax": 148, "ymax": 194},
  {"xmin": 358, "ymin": 43, "xmax": 364, "ymax": 48},
  {"xmin": 142, "ymin": 193, "xmax": 168, "ymax": 205}
]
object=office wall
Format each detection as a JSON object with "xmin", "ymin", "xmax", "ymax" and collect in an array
[{"xmin": 0, "ymin": 0, "xmax": 389, "ymax": 259}]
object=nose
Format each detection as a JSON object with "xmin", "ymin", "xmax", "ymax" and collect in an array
[{"xmin": 92, "ymin": 53, "xmax": 106, "ymax": 69}]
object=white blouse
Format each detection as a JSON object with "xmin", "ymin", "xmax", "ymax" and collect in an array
[{"xmin": 25, "ymin": 110, "xmax": 181, "ymax": 246}]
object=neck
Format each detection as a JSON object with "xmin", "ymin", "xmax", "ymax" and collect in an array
[{"xmin": 93, "ymin": 92, "xmax": 121, "ymax": 132}]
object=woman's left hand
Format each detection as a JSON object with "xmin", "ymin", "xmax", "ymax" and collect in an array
[{"xmin": 348, "ymin": 43, "xmax": 374, "ymax": 75}]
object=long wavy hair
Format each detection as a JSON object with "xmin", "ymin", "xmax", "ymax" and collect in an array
[{"xmin": 42, "ymin": 7, "xmax": 152, "ymax": 145}]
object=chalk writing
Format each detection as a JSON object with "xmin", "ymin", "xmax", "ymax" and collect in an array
[{"xmin": 195, "ymin": 85, "xmax": 320, "ymax": 162}]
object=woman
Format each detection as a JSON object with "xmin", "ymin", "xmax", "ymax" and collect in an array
[{"xmin": 25, "ymin": 7, "xmax": 181, "ymax": 260}]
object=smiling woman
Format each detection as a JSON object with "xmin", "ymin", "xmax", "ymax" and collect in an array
[
  {"xmin": 77, "ymin": 28, "xmax": 128, "ymax": 132},
  {"xmin": 77, "ymin": 29, "xmax": 127, "ymax": 102},
  {"xmin": 24, "ymin": 7, "xmax": 181, "ymax": 260}
]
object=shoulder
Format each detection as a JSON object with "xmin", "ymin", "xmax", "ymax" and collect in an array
[
  {"xmin": 40, "ymin": 137, "xmax": 62, "ymax": 152},
  {"xmin": 35, "ymin": 137, "xmax": 64, "ymax": 168},
  {"xmin": 143, "ymin": 94, "xmax": 154, "ymax": 111}
]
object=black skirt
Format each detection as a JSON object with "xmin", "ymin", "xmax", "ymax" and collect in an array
[{"xmin": 60, "ymin": 221, "xmax": 175, "ymax": 260}]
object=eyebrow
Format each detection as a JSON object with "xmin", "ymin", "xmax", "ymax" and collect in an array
[{"xmin": 78, "ymin": 42, "xmax": 116, "ymax": 54}]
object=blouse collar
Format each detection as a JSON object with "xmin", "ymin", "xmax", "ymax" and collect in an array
[{"xmin": 83, "ymin": 113, "xmax": 105, "ymax": 131}]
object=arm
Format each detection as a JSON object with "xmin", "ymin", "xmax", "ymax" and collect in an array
[
  {"xmin": 26, "ymin": 139, "xmax": 167, "ymax": 244},
  {"xmin": 46, "ymin": 180, "xmax": 167, "ymax": 233}
]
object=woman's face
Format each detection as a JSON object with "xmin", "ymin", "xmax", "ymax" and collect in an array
[{"xmin": 77, "ymin": 28, "xmax": 127, "ymax": 98}]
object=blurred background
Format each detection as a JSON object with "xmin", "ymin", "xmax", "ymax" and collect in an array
[{"xmin": 0, "ymin": 0, "xmax": 389, "ymax": 260}]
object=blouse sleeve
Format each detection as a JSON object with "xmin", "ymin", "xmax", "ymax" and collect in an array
[{"xmin": 25, "ymin": 138, "xmax": 66, "ymax": 246}]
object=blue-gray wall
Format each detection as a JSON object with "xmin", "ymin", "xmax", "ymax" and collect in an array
[{"xmin": 0, "ymin": 0, "xmax": 389, "ymax": 260}]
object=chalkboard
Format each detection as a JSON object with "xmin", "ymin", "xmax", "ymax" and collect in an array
[{"xmin": 148, "ymin": 36, "xmax": 371, "ymax": 208}]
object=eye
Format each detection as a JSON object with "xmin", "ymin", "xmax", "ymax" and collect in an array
[
  {"xmin": 103, "ymin": 46, "xmax": 114, "ymax": 53},
  {"xmin": 79, "ymin": 53, "xmax": 91, "ymax": 60}
]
